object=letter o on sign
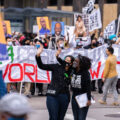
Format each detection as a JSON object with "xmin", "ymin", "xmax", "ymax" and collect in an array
[{"xmin": 8, "ymin": 64, "xmax": 23, "ymax": 82}]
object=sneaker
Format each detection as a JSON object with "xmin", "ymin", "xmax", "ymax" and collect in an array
[
  {"xmin": 112, "ymin": 102, "xmax": 119, "ymax": 106},
  {"xmin": 98, "ymin": 99, "xmax": 107, "ymax": 104},
  {"xmin": 38, "ymin": 93, "xmax": 44, "ymax": 96},
  {"xmin": 98, "ymin": 89, "xmax": 103, "ymax": 94}
]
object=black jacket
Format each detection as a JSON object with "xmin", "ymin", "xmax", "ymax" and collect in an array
[
  {"xmin": 71, "ymin": 69, "xmax": 91, "ymax": 100},
  {"xmin": 51, "ymin": 34, "xmax": 64, "ymax": 49},
  {"xmin": 36, "ymin": 55, "xmax": 72, "ymax": 96}
]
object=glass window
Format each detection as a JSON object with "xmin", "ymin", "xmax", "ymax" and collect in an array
[
  {"xmin": 1, "ymin": 0, "xmax": 4, "ymax": 6},
  {"xmin": 64, "ymin": 0, "xmax": 73, "ymax": 6},
  {"xmin": 48, "ymin": 0, "xmax": 57, "ymax": 6},
  {"xmin": 106, "ymin": 0, "xmax": 117, "ymax": 3},
  {"xmin": 95, "ymin": 0, "xmax": 99, "ymax": 4}
]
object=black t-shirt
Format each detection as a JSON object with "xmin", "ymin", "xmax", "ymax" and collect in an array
[{"xmin": 71, "ymin": 69, "xmax": 91, "ymax": 100}]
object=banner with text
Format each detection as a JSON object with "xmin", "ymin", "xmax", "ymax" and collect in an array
[
  {"xmin": 104, "ymin": 20, "xmax": 116, "ymax": 39},
  {"xmin": 1, "ymin": 45, "xmax": 120, "ymax": 83},
  {"xmin": 89, "ymin": 8, "xmax": 102, "ymax": 32}
]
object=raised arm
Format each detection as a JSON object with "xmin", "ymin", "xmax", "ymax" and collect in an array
[
  {"xmin": 56, "ymin": 49, "xmax": 66, "ymax": 66},
  {"xmin": 36, "ymin": 43, "xmax": 55, "ymax": 71}
]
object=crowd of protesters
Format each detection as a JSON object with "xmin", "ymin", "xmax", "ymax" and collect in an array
[
  {"xmin": 2, "ymin": 16, "xmax": 120, "ymax": 98},
  {"xmin": 1, "ymin": 14, "xmax": 120, "ymax": 120},
  {"xmin": 3, "ymin": 29, "xmax": 120, "ymax": 95}
]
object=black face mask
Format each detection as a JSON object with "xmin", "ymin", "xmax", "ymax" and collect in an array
[
  {"xmin": 92, "ymin": 43, "xmax": 97, "ymax": 47},
  {"xmin": 65, "ymin": 62, "xmax": 71, "ymax": 67},
  {"xmin": 73, "ymin": 61, "xmax": 78, "ymax": 68},
  {"xmin": 25, "ymin": 43, "xmax": 30, "ymax": 45}
]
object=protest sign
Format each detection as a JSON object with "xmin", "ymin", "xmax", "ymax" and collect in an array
[
  {"xmin": 51, "ymin": 21, "xmax": 64, "ymax": 36},
  {"xmin": 1, "ymin": 45, "xmax": 120, "ymax": 83},
  {"xmin": 0, "ymin": 46, "xmax": 52, "ymax": 83},
  {"xmin": 104, "ymin": 15, "xmax": 120, "ymax": 39},
  {"xmin": 36, "ymin": 16, "xmax": 50, "ymax": 35},
  {"xmin": 76, "ymin": 8, "xmax": 102, "ymax": 33},
  {"xmin": 104, "ymin": 20, "xmax": 116, "ymax": 39},
  {"xmin": 0, "ymin": 17, "xmax": 8, "ymax": 61},
  {"xmin": 64, "ymin": 26, "xmax": 91, "ymax": 47},
  {"xmin": 82, "ymin": 0, "xmax": 95, "ymax": 14},
  {"xmin": 89, "ymin": 8, "xmax": 102, "ymax": 32},
  {"xmin": 33, "ymin": 25, "xmax": 39, "ymax": 34},
  {"xmin": 74, "ymin": 13, "xmax": 89, "ymax": 34}
]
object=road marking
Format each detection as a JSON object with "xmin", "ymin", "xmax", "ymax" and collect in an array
[
  {"xmin": 65, "ymin": 114, "xmax": 73, "ymax": 120},
  {"xmin": 65, "ymin": 114, "xmax": 96, "ymax": 120}
]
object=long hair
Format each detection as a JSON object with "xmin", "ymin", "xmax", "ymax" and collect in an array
[
  {"xmin": 78, "ymin": 54, "xmax": 91, "ymax": 71},
  {"xmin": 77, "ymin": 15, "xmax": 82, "ymax": 21}
]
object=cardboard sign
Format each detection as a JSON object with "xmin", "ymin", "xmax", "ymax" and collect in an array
[
  {"xmin": 36, "ymin": 17, "xmax": 50, "ymax": 35},
  {"xmin": 1, "ymin": 45, "xmax": 120, "ymax": 83}
]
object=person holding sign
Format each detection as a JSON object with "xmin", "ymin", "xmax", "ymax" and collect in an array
[
  {"xmin": 71, "ymin": 55, "xmax": 91, "ymax": 120},
  {"xmin": 74, "ymin": 16, "xmax": 86, "ymax": 37},
  {"xmin": 36, "ymin": 44, "xmax": 74, "ymax": 120},
  {"xmin": 49, "ymin": 22, "xmax": 64, "ymax": 49}
]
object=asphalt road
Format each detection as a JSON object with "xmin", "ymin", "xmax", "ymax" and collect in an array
[{"xmin": 28, "ymin": 92, "xmax": 120, "ymax": 120}]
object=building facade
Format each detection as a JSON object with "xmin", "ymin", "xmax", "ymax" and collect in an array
[{"xmin": 1, "ymin": 0, "xmax": 120, "ymax": 32}]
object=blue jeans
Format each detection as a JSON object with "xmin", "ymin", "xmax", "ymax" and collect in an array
[
  {"xmin": 46, "ymin": 94, "xmax": 70, "ymax": 120},
  {"xmin": 72, "ymin": 95, "xmax": 89, "ymax": 120}
]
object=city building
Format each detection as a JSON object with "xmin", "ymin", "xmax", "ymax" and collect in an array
[{"xmin": 0, "ymin": 0, "xmax": 120, "ymax": 33}]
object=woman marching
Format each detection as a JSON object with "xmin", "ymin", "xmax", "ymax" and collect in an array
[
  {"xmin": 36, "ymin": 44, "xmax": 74, "ymax": 120},
  {"xmin": 71, "ymin": 55, "xmax": 91, "ymax": 120}
]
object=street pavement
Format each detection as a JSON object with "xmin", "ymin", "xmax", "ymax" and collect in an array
[{"xmin": 28, "ymin": 92, "xmax": 120, "ymax": 120}]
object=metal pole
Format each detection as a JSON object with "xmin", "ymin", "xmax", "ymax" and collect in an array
[
  {"xmin": 20, "ymin": 82, "xmax": 23, "ymax": 95},
  {"xmin": 116, "ymin": 15, "xmax": 120, "ymax": 36}
]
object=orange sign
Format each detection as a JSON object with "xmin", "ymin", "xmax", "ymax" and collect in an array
[
  {"xmin": 4, "ymin": 20, "xmax": 12, "ymax": 35},
  {"xmin": 36, "ymin": 16, "xmax": 51, "ymax": 35},
  {"xmin": 0, "ymin": 17, "xmax": 6, "ymax": 44}
]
